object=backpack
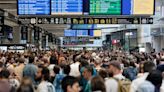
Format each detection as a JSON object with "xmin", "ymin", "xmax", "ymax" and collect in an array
[
  {"xmin": 123, "ymin": 67, "xmax": 137, "ymax": 81},
  {"xmin": 114, "ymin": 78, "xmax": 131, "ymax": 92}
]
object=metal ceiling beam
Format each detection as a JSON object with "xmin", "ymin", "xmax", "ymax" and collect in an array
[{"xmin": 0, "ymin": 1, "xmax": 16, "ymax": 4}]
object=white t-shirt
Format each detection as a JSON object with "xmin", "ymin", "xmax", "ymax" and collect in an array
[
  {"xmin": 69, "ymin": 62, "xmax": 80, "ymax": 77},
  {"xmin": 37, "ymin": 81, "xmax": 55, "ymax": 92},
  {"xmin": 105, "ymin": 78, "xmax": 118, "ymax": 92},
  {"xmin": 130, "ymin": 73, "xmax": 149, "ymax": 92}
]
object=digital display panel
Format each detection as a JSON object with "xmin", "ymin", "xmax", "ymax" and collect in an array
[
  {"xmin": 94, "ymin": 30, "xmax": 102, "ymax": 36},
  {"xmin": 64, "ymin": 30, "xmax": 76, "ymax": 36},
  {"xmin": 133, "ymin": 0, "xmax": 154, "ymax": 15},
  {"xmin": 51, "ymin": 0, "xmax": 83, "ymax": 15},
  {"xmin": 89, "ymin": 0, "xmax": 121, "ymax": 15},
  {"xmin": 18, "ymin": 0, "xmax": 50, "ymax": 15},
  {"xmin": 89, "ymin": 30, "xmax": 102, "ymax": 37},
  {"xmin": 89, "ymin": 30, "xmax": 94, "ymax": 36},
  {"xmin": 76, "ymin": 30, "xmax": 88, "ymax": 36},
  {"xmin": 122, "ymin": 0, "xmax": 132, "ymax": 15}
]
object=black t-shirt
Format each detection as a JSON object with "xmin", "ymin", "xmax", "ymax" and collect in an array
[{"xmin": 157, "ymin": 64, "xmax": 164, "ymax": 72}]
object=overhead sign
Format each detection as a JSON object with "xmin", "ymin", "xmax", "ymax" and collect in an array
[
  {"xmin": 19, "ymin": 17, "xmax": 153, "ymax": 24},
  {"xmin": 8, "ymin": 46, "xmax": 25, "ymax": 50}
]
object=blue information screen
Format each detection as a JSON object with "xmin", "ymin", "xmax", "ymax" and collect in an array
[
  {"xmin": 89, "ymin": 30, "xmax": 94, "ymax": 36},
  {"xmin": 77, "ymin": 30, "xmax": 88, "ymax": 36},
  {"xmin": 122, "ymin": 0, "xmax": 132, "ymax": 15},
  {"xmin": 18, "ymin": 0, "xmax": 50, "ymax": 15},
  {"xmin": 51, "ymin": 0, "xmax": 83, "ymax": 15},
  {"xmin": 64, "ymin": 30, "xmax": 76, "ymax": 36}
]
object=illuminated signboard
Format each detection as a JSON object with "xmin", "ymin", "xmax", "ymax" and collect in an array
[
  {"xmin": 89, "ymin": 30, "xmax": 102, "ymax": 37},
  {"xmin": 51, "ymin": 0, "xmax": 83, "ymax": 15},
  {"xmin": 122, "ymin": 0, "xmax": 132, "ymax": 15},
  {"xmin": 133, "ymin": 0, "xmax": 154, "ymax": 15},
  {"xmin": 76, "ymin": 30, "xmax": 88, "ymax": 36},
  {"xmin": 64, "ymin": 30, "xmax": 76, "ymax": 36},
  {"xmin": 89, "ymin": 0, "xmax": 121, "ymax": 15},
  {"xmin": 18, "ymin": 0, "xmax": 50, "ymax": 15}
]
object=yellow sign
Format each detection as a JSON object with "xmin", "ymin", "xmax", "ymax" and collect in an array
[
  {"xmin": 94, "ymin": 30, "xmax": 102, "ymax": 36},
  {"xmin": 133, "ymin": 0, "xmax": 154, "ymax": 15}
]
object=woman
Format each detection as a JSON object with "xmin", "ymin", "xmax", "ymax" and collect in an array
[
  {"xmin": 17, "ymin": 77, "xmax": 34, "ymax": 92},
  {"xmin": 91, "ymin": 76, "xmax": 106, "ymax": 92}
]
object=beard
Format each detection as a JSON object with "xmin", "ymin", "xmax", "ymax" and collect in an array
[{"xmin": 108, "ymin": 71, "xmax": 113, "ymax": 77}]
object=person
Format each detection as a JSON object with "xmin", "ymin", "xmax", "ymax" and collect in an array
[
  {"xmin": 98, "ymin": 69, "xmax": 108, "ymax": 80},
  {"xmin": 35, "ymin": 65, "xmax": 44, "ymax": 87},
  {"xmin": 61, "ymin": 76, "xmax": 81, "ymax": 92},
  {"xmin": 91, "ymin": 76, "xmax": 106, "ymax": 92},
  {"xmin": 53, "ymin": 64, "xmax": 71, "ymax": 92},
  {"xmin": 37, "ymin": 67, "xmax": 55, "ymax": 92},
  {"xmin": 82, "ymin": 66, "xmax": 93, "ymax": 92},
  {"xmin": 23, "ymin": 55, "xmax": 38, "ymax": 84},
  {"xmin": 123, "ymin": 61, "xmax": 138, "ymax": 81},
  {"xmin": 50, "ymin": 52, "xmax": 58, "ymax": 65},
  {"xmin": 69, "ymin": 55, "xmax": 81, "ymax": 77},
  {"xmin": 0, "ymin": 53, "xmax": 6, "ymax": 65},
  {"xmin": 17, "ymin": 77, "xmax": 34, "ymax": 92},
  {"xmin": 130, "ymin": 61, "xmax": 156, "ymax": 92},
  {"xmin": 79, "ymin": 59, "xmax": 90, "ymax": 92},
  {"xmin": 146, "ymin": 70, "xmax": 162, "ymax": 92},
  {"xmin": 0, "ymin": 68, "xmax": 11, "ymax": 92},
  {"xmin": 105, "ymin": 61, "xmax": 125, "ymax": 92},
  {"xmin": 6, "ymin": 57, "xmax": 15, "ymax": 75},
  {"xmin": 137, "ymin": 80, "xmax": 155, "ymax": 92},
  {"xmin": 14, "ymin": 58, "xmax": 25, "ymax": 81},
  {"xmin": 49, "ymin": 65, "xmax": 60, "ymax": 83},
  {"xmin": 0, "ymin": 61, "xmax": 4, "ymax": 72},
  {"xmin": 94, "ymin": 56, "xmax": 102, "ymax": 72},
  {"xmin": 48, "ymin": 53, "xmax": 58, "ymax": 79},
  {"xmin": 157, "ymin": 58, "xmax": 164, "ymax": 72},
  {"xmin": 58, "ymin": 53, "xmax": 66, "ymax": 65}
]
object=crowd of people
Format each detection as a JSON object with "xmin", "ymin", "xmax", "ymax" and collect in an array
[{"xmin": 0, "ymin": 49, "xmax": 164, "ymax": 92}]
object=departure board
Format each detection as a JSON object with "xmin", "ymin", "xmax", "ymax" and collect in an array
[
  {"xmin": 51, "ymin": 0, "xmax": 83, "ymax": 15},
  {"xmin": 64, "ymin": 30, "xmax": 76, "ymax": 36},
  {"xmin": 77, "ymin": 30, "xmax": 88, "ymax": 36},
  {"xmin": 90, "ymin": 0, "xmax": 121, "ymax": 15},
  {"xmin": 122, "ymin": 0, "xmax": 132, "ymax": 15},
  {"xmin": 133, "ymin": 0, "xmax": 154, "ymax": 15},
  {"xmin": 18, "ymin": 0, "xmax": 50, "ymax": 15}
]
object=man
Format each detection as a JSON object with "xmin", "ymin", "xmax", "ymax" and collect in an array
[
  {"xmin": 0, "ymin": 54, "xmax": 6, "ymax": 65},
  {"xmin": 0, "ymin": 62, "xmax": 4, "ymax": 72},
  {"xmin": 130, "ymin": 61, "xmax": 156, "ymax": 92},
  {"xmin": 14, "ymin": 58, "xmax": 25, "ymax": 81},
  {"xmin": 0, "ymin": 69, "xmax": 11, "ymax": 92},
  {"xmin": 35, "ymin": 65, "xmax": 44, "ymax": 86},
  {"xmin": 105, "ymin": 61, "xmax": 125, "ymax": 92},
  {"xmin": 157, "ymin": 58, "xmax": 164, "ymax": 72},
  {"xmin": 23, "ymin": 56, "xmax": 38, "ymax": 84},
  {"xmin": 93, "ymin": 56, "xmax": 102, "ymax": 72},
  {"xmin": 61, "ymin": 76, "xmax": 81, "ymax": 92},
  {"xmin": 69, "ymin": 55, "xmax": 81, "ymax": 77},
  {"xmin": 37, "ymin": 67, "xmax": 55, "ymax": 92},
  {"xmin": 82, "ymin": 66, "xmax": 93, "ymax": 92}
]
